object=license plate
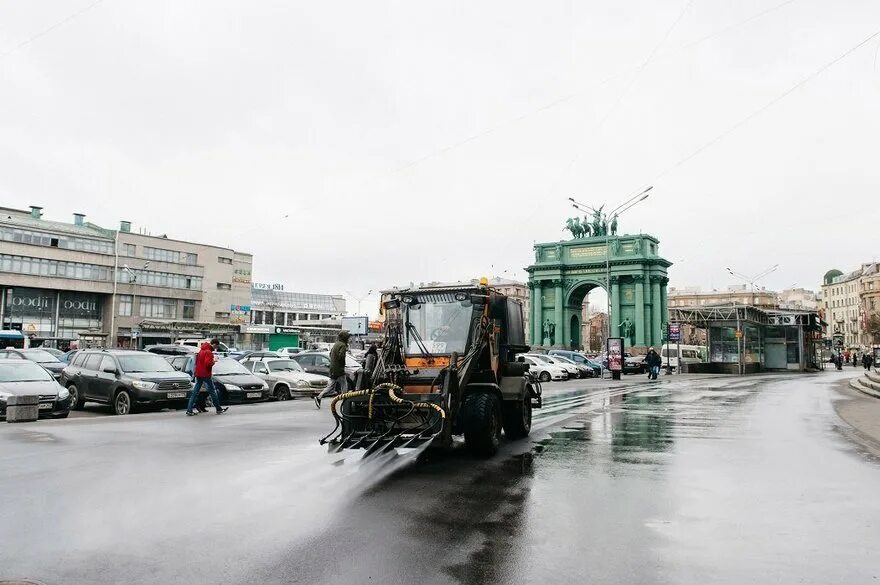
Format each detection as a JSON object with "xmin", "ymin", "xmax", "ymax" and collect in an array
[
  {"xmin": 246, "ymin": 392, "xmax": 261, "ymax": 398},
  {"xmin": 38, "ymin": 403, "xmax": 53, "ymax": 410},
  {"xmin": 167, "ymin": 392, "xmax": 187, "ymax": 399}
]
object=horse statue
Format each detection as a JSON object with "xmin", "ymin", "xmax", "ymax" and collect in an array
[
  {"xmin": 610, "ymin": 214, "xmax": 618, "ymax": 236},
  {"xmin": 582, "ymin": 217, "xmax": 592, "ymax": 238},
  {"xmin": 564, "ymin": 217, "xmax": 585, "ymax": 239}
]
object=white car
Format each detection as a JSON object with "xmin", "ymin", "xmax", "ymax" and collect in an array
[
  {"xmin": 242, "ymin": 358, "xmax": 330, "ymax": 400},
  {"xmin": 526, "ymin": 354, "xmax": 580, "ymax": 379},
  {"xmin": 275, "ymin": 347, "xmax": 303, "ymax": 357},
  {"xmin": 518, "ymin": 355, "xmax": 568, "ymax": 382}
]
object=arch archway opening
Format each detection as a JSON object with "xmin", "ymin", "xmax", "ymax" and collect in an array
[{"xmin": 567, "ymin": 281, "xmax": 608, "ymax": 353}]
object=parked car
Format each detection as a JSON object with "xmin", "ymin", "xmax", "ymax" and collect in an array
[
  {"xmin": 275, "ymin": 347, "xmax": 303, "ymax": 357},
  {"xmin": 548, "ymin": 349, "xmax": 603, "ymax": 376},
  {"xmin": 288, "ymin": 351, "xmax": 363, "ymax": 385},
  {"xmin": 0, "ymin": 348, "xmax": 67, "ymax": 380},
  {"xmin": 242, "ymin": 358, "xmax": 330, "ymax": 400},
  {"xmin": 145, "ymin": 344, "xmax": 197, "ymax": 356},
  {"xmin": 165, "ymin": 355, "xmax": 190, "ymax": 371},
  {"xmin": 60, "ymin": 349, "xmax": 193, "ymax": 415},
  {"xmin": 60, "ymin": 349, "xmax": 80, "ymax": 364},
  {"xmin": 41, "ymin": 347, "xmax": 65, "ymax": 358},
  {"xmin": 179, "ymin": 356, "xmax": 269, "ymax": 404},
  {"xmin": 526, "ymin": 354, "xmax": 581, "ymax": 379},
  {"xmin": 230, "ymin": 350, "xmax": 279, "ymax": 362},
  {"xmin": 547, "ymin": 354, "xmax": 595, "ymax": 378},
  {"xmin": 516, "ymin": 355, "xmax": 567, "ymax": 382},
  {"xmin": 624, "ymin": 353, "xmax": 647, "ymax": 374},
  {"xmin": 175, "ymin": 339, "xmax": 233, "ymax": 352},
  {"xmin": 0, "ymin": 358, "xmax": 71, "ymax": 420}
]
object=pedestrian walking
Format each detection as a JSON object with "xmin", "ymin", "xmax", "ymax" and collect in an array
[
  {"xmin": 645, "ymin": 347, "xmax": 661, "ymax": 380},
  {"xmin": 358, "ymin": 343, "xmax": 379, "ymax": 389},
  {"xmin": 314, "ymin": 330, "xmax": 351, "ymax": 408},
  {"xmin": 186, "ymin": 340, "xmax": 227, "ymax": 416}
]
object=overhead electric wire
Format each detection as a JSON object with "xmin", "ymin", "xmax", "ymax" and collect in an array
[
  {"xmin": 681, "ymin": 0, "xmax": 799, "ymax": 49},
  {"xmin": 0, "ymin": 0, "xmax": 107, "ymax": 60},
  {"xmin": 653, "ymin": 26, "xmax": 880, "ymax": 181}
]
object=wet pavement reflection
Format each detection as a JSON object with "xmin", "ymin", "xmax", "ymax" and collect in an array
[{"xmin": 2, "ymin": 373, "xmax": 879, "ymax": 584}]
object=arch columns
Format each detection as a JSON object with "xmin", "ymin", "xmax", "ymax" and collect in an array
[
  {"xmin": 553, "ymin": 279, "xmax": 564, "ymax": 348},
  {"xmin": 531, "ymin": 280, "xmax": 543, "ymax": 346}
]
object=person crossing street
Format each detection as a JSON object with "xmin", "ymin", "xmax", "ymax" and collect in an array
[
  {"xmin": 186, "ymin": 339, "xmax": 228, "ymax": 416},
  {"xmin": 314, "ymin": 330, "xmax": 351, "ymax": 408}
]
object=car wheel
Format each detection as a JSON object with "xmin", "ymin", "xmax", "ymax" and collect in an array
[
  {"xmin": 274, "ymin": 385, "xmax": 291, "ymax": 401},
  {"xmin": 113, "ymin": 390, "xmax": 132, "ymax": 415},
  {"xmin": 67, "ymin": 384, "xmax": 85, "ymax": 410},
  {"xmin": 538, "ymin": 371, "xmax": 551, "ymax": 383}
]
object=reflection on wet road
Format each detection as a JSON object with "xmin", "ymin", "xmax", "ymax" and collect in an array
[{"xmin": 2, "ymin": 372, "xmax": 879, "ymax": 584}]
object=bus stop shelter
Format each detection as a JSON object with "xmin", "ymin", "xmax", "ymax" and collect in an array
[{"xmin": 669, "ymin": 304, "xmax": 823, "ymax": 374}]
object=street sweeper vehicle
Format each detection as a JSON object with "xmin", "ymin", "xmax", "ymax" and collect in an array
[{"xmin": 320, "ymin": 279, "xmax": 542, "ymax": 457}]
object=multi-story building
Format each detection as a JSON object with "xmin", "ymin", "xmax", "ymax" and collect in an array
[
  {"xmin": 0, "ymin": 205, "xmax": 252, "ymax": 349},
  {"xmin": 860, "ymin": 266, "xmax": 880, "ymax": 346},
  {"xmin": 821, "ymin": 264, "xmax": 880, "ymax": 349},
  {"xmin": 667, "ymin": 285, "xmax": 778, "ymax": 309},
  {"xmin": 243, "ymin": 285, "xmax": 347, "ymax": 349},
  {"xmin": 777, "ymin": 288, "xmax": 819, "ymax": 311}
]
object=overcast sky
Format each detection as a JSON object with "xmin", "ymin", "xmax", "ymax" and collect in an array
[{"xmin": 1, "ymin": 0, "xmax": 879, "ymax": 315}]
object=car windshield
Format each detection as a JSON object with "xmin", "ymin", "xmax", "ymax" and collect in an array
[
  {"xmin": 267, "ymin": 360, "xmax": 304, "ymax": 373},
  {"xmin": 0, "ymin": 361, "xmax": 54, "ymax": 382},
  {"xmin": 554, "ymin": 356, "xmax": 575, "ymax": 365},
  {"xmin": 118, "ymin": 354, "xmax": 175, "ymax": 373},
  {"xmin": 212, "ymin": 358, "xmax": 251, "ymax": 375},
  {"xmin": 405, "ymin": 298, "xmax": 472, "ymax": 355},
  {"xmin": 530, "ymin": 355, "xmax": 552, "ymax": 363},
  {"xmin": 21, "ymin": 349, "xmax": 60, "ymax": 363}
]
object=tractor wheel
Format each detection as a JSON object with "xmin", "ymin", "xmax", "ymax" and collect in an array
[
  {"xmin": 463, "ymin": 392, "xmax": 502, "ymax": 458},
  {"xmin": 502, "ymin": 394, "xmax": 532, "ymax": 439}
]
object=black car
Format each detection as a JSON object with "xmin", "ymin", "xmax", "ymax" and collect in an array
[
  {"xmin": 289, "ymin": 351, "xmax": 362, "ymax": 384},
  {"xmin": 60, "ymin": 350, "xmax": 193, "ymax": 415},
  {"xmin": 180, "ymin": 356, "xmax": 269, "ymax": 404},
  {"xmin": 0, "ymin": 348, "xmax": 67, "ymax": 380},
  {"xmin": 0, "ymin": 358, "xmax": 71, "ymax": 420},
  {"xmin": 145, "ymin": 344, "xmax": 197, "ymax": 356}
]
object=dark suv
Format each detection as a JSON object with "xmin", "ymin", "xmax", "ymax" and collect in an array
[{"xmin": 60, "ymin": 350, "xmax": 193, "ymax": 415}]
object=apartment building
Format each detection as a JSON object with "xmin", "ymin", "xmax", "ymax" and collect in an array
[
  {"xmin": 821, "ymin": 264, "xmax": 879, "ymax": 349},
  {"xmin": 0, "ymin": 205, "xmax": 252, "ymax": 348}
]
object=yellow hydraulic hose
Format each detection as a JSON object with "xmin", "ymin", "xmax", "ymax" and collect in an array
[
  {"xmin": 329, "ymin": 389, "xmax": 372, "ymax": 420},
  {"xmin": 382, "ymin": 383, "xmax": 446, "ymax": 420}
]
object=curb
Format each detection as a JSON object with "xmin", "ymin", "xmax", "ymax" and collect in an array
[{"xmin": 850, "ymin": 377, "xmax": 880, "ymax": 399}]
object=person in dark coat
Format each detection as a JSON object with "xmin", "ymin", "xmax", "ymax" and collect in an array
[
  {"xmin": 315, "ymin": 330, "xmax": 351, "ymax": 408},
  {"xmin": 645, "ymin": 347, "xmax": 662, "ymax": 380},
  {"xmin": 186, "ymin": 340, "xmax": 227, "ymax": 416}
]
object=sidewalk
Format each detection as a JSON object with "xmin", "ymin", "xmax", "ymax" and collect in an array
[{"xmin": 833, "ymin": 372, "xmax": 880, "ymax": 457}]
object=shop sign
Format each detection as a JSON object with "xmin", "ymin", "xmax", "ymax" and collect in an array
[
  {"xmin": 253, "ymin": 283, "xmax": 284, "ymax": 291},
  {"xmin": 230, "ymin": 304, "xmax": 252, "ymax": 312},
  {"xmin": 60, "ymin": 293, "xmax": 102, "ymax": 319},
  {"xmin": 242, "ymin": 325, "xmax": 273, "ymax": 334},
  {"xmin": 6, "ymin": 288, "xmax": 55, "ymax": 315}
]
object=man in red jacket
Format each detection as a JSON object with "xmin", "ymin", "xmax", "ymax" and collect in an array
[{"xmin": 186, "ymin": 340, "xmax": 228, "ymax": 416}]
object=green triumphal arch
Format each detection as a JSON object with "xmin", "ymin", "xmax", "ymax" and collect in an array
[{"xmin": 526, "ymin": 225, "xmax": 671, "ymax": 350}]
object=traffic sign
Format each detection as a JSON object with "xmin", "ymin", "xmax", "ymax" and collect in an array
[{"xmin": 735, "ymin": 329, "xmax": 743, "ymax": 339}]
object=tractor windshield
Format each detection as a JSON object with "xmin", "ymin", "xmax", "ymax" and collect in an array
[{"xmin": 405, "ymin": 297, "xmax": 472, "ymax": 355}]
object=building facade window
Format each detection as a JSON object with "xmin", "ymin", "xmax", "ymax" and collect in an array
[
  {"xmin": 216, "ymin": 283, "xmax": 232, "ymax": 290},
  {"xmin": 0, "ymin": 254, "xmax": 111, "ymax": 281},
  {"xmin": 143, "ymin": 246, "xmax": 198, "ymax": 265},
  {"xmin": 116, "ymin": 270, "xmax": 201, "ymax": 290},
  {"xmin": 182, "ymin": 300, "xmax": 195, "ymax": 319},
  {"xmin": 275, "ymin": 312, "xmax": 284, "ymax": 325},
  {"xmin": 0, "ymin": 226, "xmax": 113, "ymax": 254},
  {"xmin": 121, "ymin": 243, "xmax": 136, "ymax": 257},
  {"xmin": 118, "ymin": 295, "xmax": 133, "ymax": 316},
  {"xmin": 286, "ymin": 313, "xmax": 296, "ymax": 326},
  {"xmin": 252, "ymin": 311, "xmax": 263, "ymax": 325},
  {"xmin": 139, "ymin": 297, "xmax": 178, "ymax": 319},
  {"xmin": 218, "ymin": 257, "xmax": 233, "ymax": 264},
  {"xmin": 215, "ymin": 311, "xmax": 230, "ymax": 320}
]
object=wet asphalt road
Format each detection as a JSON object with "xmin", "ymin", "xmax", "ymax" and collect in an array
[{"xmin": 1, "ymin": 370, "xmax": 879, "ymax": 584}]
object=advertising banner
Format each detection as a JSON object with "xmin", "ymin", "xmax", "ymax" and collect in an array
[
  {"xmin": 607, "ymin": 337, "xmax": 624, "ymax": 372},
  {"xmin": 667, "ymin": 323, "xmax": 681, "ymax": 343}
]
